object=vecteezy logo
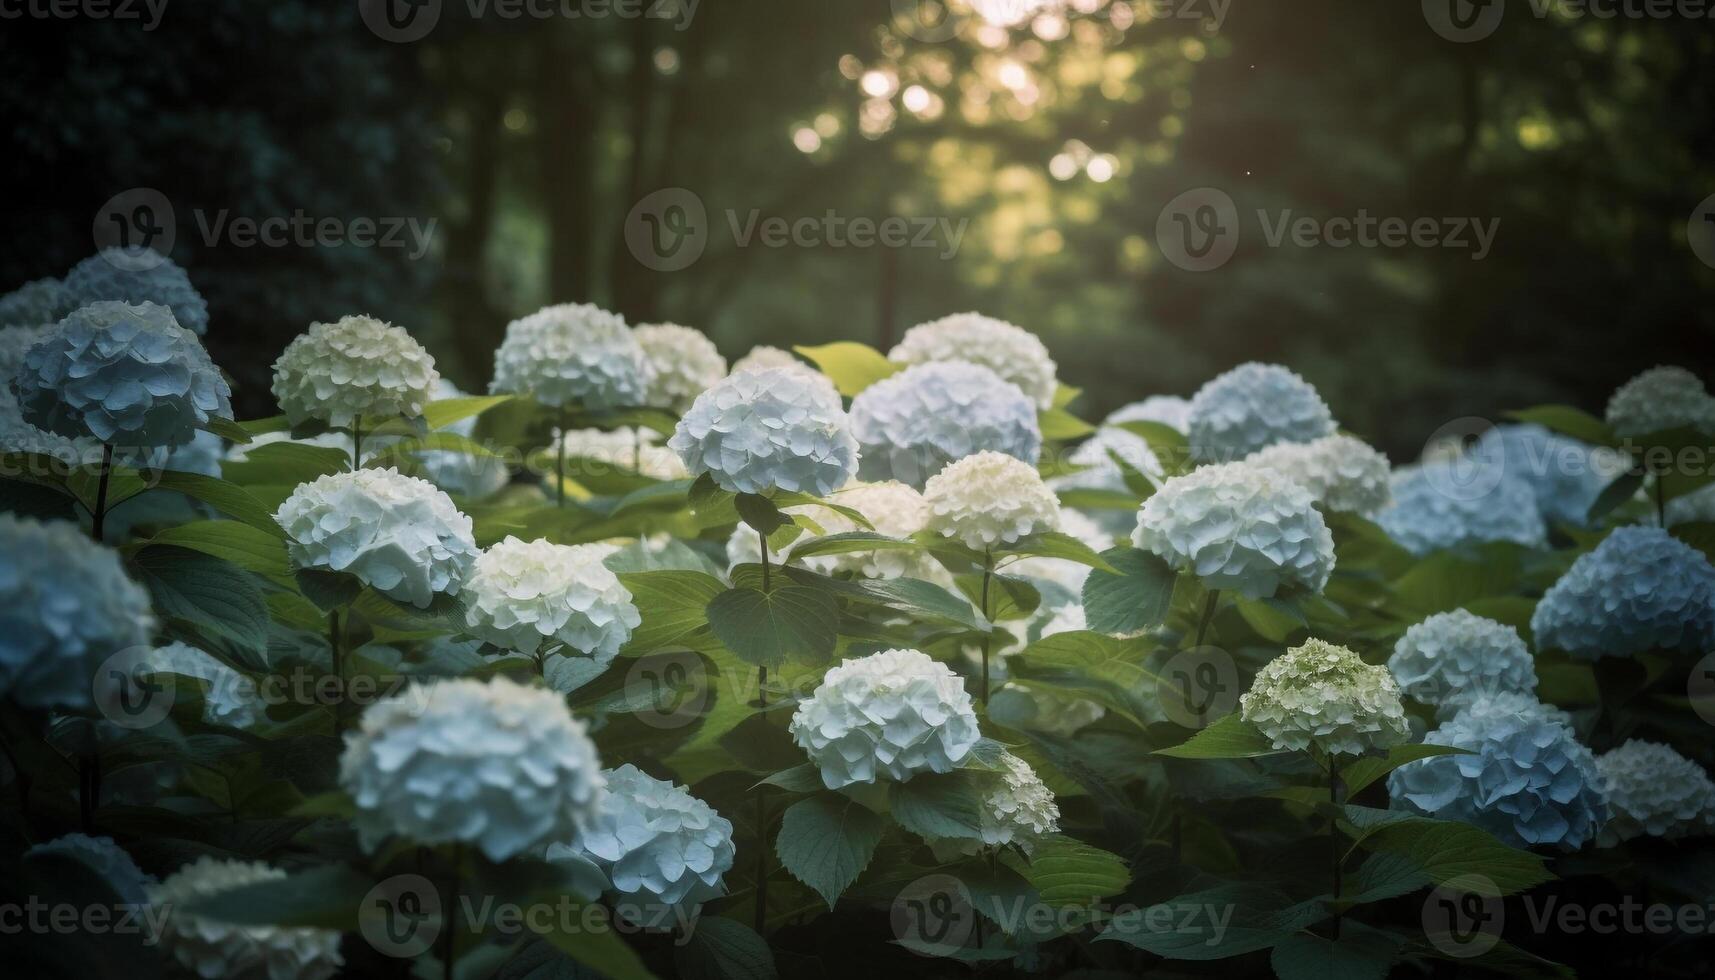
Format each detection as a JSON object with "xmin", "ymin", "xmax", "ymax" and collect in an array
[
  {"xmin": 1420, "ymin": 416, "xmax": 1506, "ymax": 502},
  {"xmin": 358, "ymin": 0, "xmax": 442, "ymax": 43},
  {"xmin": 1423, "ymin": 0, "xmax": 1505, "ymax": 43},
  {"xmin": 360, "ymin": 874, "xmax": 442, "ymax": 957},
  {"xmin": 92, "ymin": 647, "xmax": 176, "ymax": 730},
  {"xmin": 891, "ymin": 874, "xmax": 976, "ymax": 957},
  {"xmin": 1422, "ymin": 875, "xmax": 1503, "ymax": 958},
  {"xmin": 624, "ymin": 188, "xmax": 709, "ymax": 272},
  {"xmin": 1156, "ymin": 188, "xmax": 1239, "ymax": 272},
  {"xmin": 92, "ymin": 188, "xmax": 175, "ymax": 271},
  {"xmin": 891, "ymin": 0, "xmax": 959, "ymax": 42},
  {"xmin": 1688, "ymin": 193, "xmax": 1715, "ymax": 270},
  {"xmin": 625, "ymin": 651, "xmax": 710, "ymax": 729},
  {"xmin": 1159, "ymin": 646, "xmax": 1239, "ymax": 729}
]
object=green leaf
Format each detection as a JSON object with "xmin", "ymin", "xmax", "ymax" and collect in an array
[
  {"xmin": 145, "ymin": 520, "xmax": 291, "ymax": 584},
  {"xmin": 1080, "ymin": 547, "xmax": 1177, "ymax": 635},
  {"xmin": 239, "ymin": 414, "xmax": 292, "ymax": 436},
  {"xmin": 220, "ymin": 441, "xmax": 349, "ymax": 487},
  {"xmin": 998, "ymin": 532, "xmax": 1119, "ymax": 574},
  {"xmin": 1506, "ymin": 405, "xmax": 1618, "ymax": 448},
  {"xmin": 537, "ymin": 906, "xmax": 658, "ymax": 980},
  {"xmin": 1052, "ymin": 383, "xmax": 1081, "ymax": 410},
  {"xmin": 785, "ymin": 531, "xmax": 924, "ymax": 560},
  {"xmin": 784, "ymin": 566, "xmax": 988, "ymax": 631},
  {"xmin": 181, "ymin": 863, "xmax": 374, "ymax": 929},
  {"xmin": 706, "ymin": 586, "xmax": 838, "ymax": 669},
  {"xmin": 1343, "ymin": 805, "xmax": 1553, "ymax": 896},
  {"xmin": 151, "ymin": 471, "xmax": 285, "ymax": 537},
  {"xmin": 1269, "ymin": 923, "xmax": 1401, "ymax": 980},
  {"xmin": 366, "ymin": 431, "xmax": 502, "ymax": 466},
  {"xmin": 1038, "ymin": 407, "xmax": 1095, "ymax": 441},
  {"xmin": 775, "ymin": 793, "xmax": 886, "ymax": 909},
  {"xmin": 201, "ymin": 415, "xmax": 253, "ymax": 444},
  {"xmin": 424, "ymin": 394, "xmax": 513, "ymax": 431},
  {"xmin": 1113, "ymin": 420, "xmax": 1193, "ymax": 475},
  {"xmin": 792, "ymin": 342, "xmax": 898, "ymax": 396},
  {"xmin": 673, "ymin": 917, "xmax": 777, "ymax": 980},
  {"xmin": 133, "ymin": 546, "xmax": 270, "ymax": 656},
  {"xmin": 753, "ymin": 764, "xmax": 824, "ymax": 794},
  {"xmin": 889, "ymin": 771, "xmax": 988, "ymax": 841},
  {"xmin": 294, "ymin": 569, "xmax": 364, "ymax": 612},
  {"xmin": 1339, "ymin": 743, "xmax": 1472, "ymax": 796},
  {"xmin": 1154, "ymin": 713, "xmax": 1283, "ymax": 759},
  {"xmin": 1586, "ymin": 470, "xmax": 1645, "ymax": 523},
  {"xmin": 1007, "ymin": 631, "xmax": 1160, "ymax": 726},
  {"xmin": 1099, "ymin": 884, "xmax": 1322, "ymax": 960},
  {"xmin": 735, "ymin": 493, "xmax": 788, "ymax": 535},
  {"xmin": 619, "ymin": 570, "xmax": 727, "ymax": 655},
  {"xmin": 1233, "ymin": 595, "xmax": 1308, "ymax": 643},
  {"xmin": 999, "ymin": 834, "xmax": 1130, "ymax": 908},
  {"xmin": 687, "ymin": 473, "xmax": 739, "ymax": 527}
]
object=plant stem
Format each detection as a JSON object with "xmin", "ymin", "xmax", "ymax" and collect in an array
[
  {"xmin": 554, "ymin": 406, "xmax": 568, "ymax": 507},
  {"xmin": 1329, "ymin": 755, "xmax": 1343, "ymax": 939},
  {"xmin": 351, "ymin": 421, "xmax": 364, "ymax": 470},
  {"xmin": 329, "ymin": 609, "xmax": 345, "ymax": 735},
  {"xmin": 91, "ymin": 443, "xmax": 114, "ymax": 543},
  {"xmin": 1171, "ymin": 590, "xmax": 1221, "ymax": 862},
  {"xmin": 754, "ymin": 526, "xmax": 771, "ymax": 934},
  {"xmin": 1655, "ymin": 470, "xmax": 1667, "ymax": 527},
  {"xmin": 979, "ymin": 549, "xmax": 993, "ymax": 704},
  {"xmin": 1194, "ymin": 589, "xmax": 1221, "ymax": 649},
  {"xmin": 442, "ymin": 844, "xmax": 461, "ymax": 980}
]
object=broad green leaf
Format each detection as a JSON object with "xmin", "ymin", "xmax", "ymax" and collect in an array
[
  {"xmin": 1007, "ymin": 631, "xmax": 1160, "ymax": 727},
  {"xmin": 365, "ymin": 432, "xmax": 502, "ymax": 467},
  {"xmin": 1099, "ymin": 884, "xmax": 1323, "ymax": 960},
  {"xmin": 152, "ymin": 471, "xmax": 285, "ymax": 537},
  {"xmin": 1000, "ymin": 834, "xmax": 1130, "ymax": 908},
  {"xmin": 201, "ymin": 415, "xmax": 253, "ymax": 444},
  {"xmin": 609, "ymin": 478, "xmax": 694, "ymax": 518},
  {"xmin": 1233, "ymin": 595, "xmax": 1307, "ymax": 643},
  {"xmin": 603, "ymin": 539, "xmax": 725, "ymax": 577},
  {"xmin": 1342, "ymin": 805, "xmax": 1553, "ymax": 896},
  {"xmin": 706, "ymin": 585, "xmax": 838, "ymax": 669},
  {"xmin": 239, "ymin": 414, "xmax": 292, "ymax": 435},
  {"xmin": 1586, "ymin": 470, "xmax": 1644, "ymax": 523},
  {"xmin": 294, "ymin": 568, "xmax": 363, "ymax": 612},
  {"xmin": 1080, "ymin": 547, "xmax": 1177, "ymax": 635},
  {"xmin": 998, "ymin": 532, "xmax": 1119, "ymax": 574},
  {"xmin": 786, "ymin": 566, "xmax": 988, "ymax": 631},
  {"xmin": 889, "ymin": 771, "xmax": 988, "ymax": 841},
  {"xmin": 221, "ymin": 442, "xmax": 349, "ymax": 487},
  {"xmin": 1113, "ymin": 420, "xmax": 1193, "ymax": 476},
  {"xmin": 1339, "ymin": 743, "xmax": 1471, "ymax": 795},
  {"xmin": 673, "ymin": 917, "xmax": 777, "ymax": 980},
  {"xmin": 688, "ymin": 473, "xmax": 739, "ymax": 527},
  {"xmin": 793, "ymin": 342, "xmax": 899, "ymax": 396},
  {"xmin": 1154, "ymin": 713, "xmax": 1283, "ymax": 759},
  {"xmin": 753, "ymin": 764, "xmax": 824, "ymax": 794},
  {"xmin": 1038, "ymin": 407, "xmax": 1094, "ymax": 441},
  {"xmin": 1051, "ymin": 383, "xmax": 1081, "ymax": 410},
  {"xmin": 735, "ymin": 492, "xmax": 788, "ymax": 535},
  {"xmin": 181, "ymin": 863, "xmax": 374, "ymax": 929},
  {"xmin": 1506, "ymin": 405, "xmax": 1618, "ymax": 448},
  {"xmin": 145, "ymin": 520, "xmax": 291, "ymax": 584},
  {"xmin": 1269, "ymin": 922, "xmax": 1401, "ymax": 980},
  {"xmin": 784, "ymin": 531, "xmax": 924, "ymax": 560},
  {"xmin": 537, "ymin": 905, "xmax": 658, "ymax": 980},
  {"xmin": 133, "ymin": 546, "xmax": 270, "ymax": 656},
  {"xmin": 620, "ymin": 569, "xmax": 727, "ymax": 654},
  {"xmin": 424, "ymin": 394, "xmax": 513, "ymax": 431},
  {"xmin": 775, "ymin": 793, "xmax": 886, "ymax": 908}
]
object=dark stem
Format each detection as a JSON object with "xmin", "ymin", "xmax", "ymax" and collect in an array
[
  {"xmin": 979, "ymin": 550, "xmax": 993, "ymax": 704},
  {"xmin": 91, "ymin": 443, "xmax": 114, "ymax": 543},
  {"xmin": 442, "ymin": 844, "xmax": 461, "ymax": 979},
  {"xmin": 754, "ymin": 527, "xmax": 771, "ymax": 934},
  {"xmin": 351, "ymin": 421, "xmax": 364, "ymax": 469},
  {"xmin": 534, "ymin": 650, "xmax": 546, "ymax": 678},
  {"xmin": 1329, "ymin": 755, "xmax": 1343, "ymax": 938},
  {"xmin": 0, "ymin": 728, "xmax": 29, "ymax": 831},
  {"xmin": 1655, "ymin": 470, "xmax": 1667, "ymax": 527},
  {"xmin": 329, "ymin": 609, "xmax": 345, "ymax": 735},
  {"xmin": 554, "ymin": 406, "xmax": 568, "ymax": 507},
  {"xmin": 1194, "ymin": 590, "xmax": 1221, "ymax": 648},
  {"xmin": 1170, "ymin": 590, "xmax": 1221, "ymax": 862}
]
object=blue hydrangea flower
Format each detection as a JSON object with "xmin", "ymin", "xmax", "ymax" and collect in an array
[
  {"xmin": 669, "ymin": 366, "xmax": 858, "ymax": 495},
  {"xmin": 13, "ymin": 301, "xmax": 231, "ymax": 449},
  {"xmin": 65, "ymin": 248, "xmax": 210, "ymax": 336},
  {"xmin": 1185, "ymin": 363, "xmax": 1335, "ymax": 462},
  {"xmin": 849, "ymin": 361, "xmax": 1040, "ymax": 488},
  {"xmin": 0, "ymin": 277, "xmax": 76, "ymax": 328},
  {"xmin": 1388, "ymin": 697, "xmax": 1607, "ymax": 850},
  {"xmin": 1472, "ymin": 424, "xmax": 1623, "ymax": 528},
  {"xmin": 1375, "ymin": 461, "xmax": 1547, "ymax": 556},
  {"xmin": 1531, "ymin": 525, "xmax": 1715, "ymax": 660},
  {"xmin": 1387, "ymin": 609, "xmax": 1537, "ymax": 713},
  {"xmin": 0, "ymin": 515, "xmax": 155, "ymax": 709}
]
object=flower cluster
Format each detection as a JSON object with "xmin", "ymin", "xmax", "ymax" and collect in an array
[
  {"xmin": 65, "ymin": 248, "xmax": 210, "ymax": 336},
  {"xmin": 274, "ymin": 468, "xmax": 478, "ymax": 609},
  {"xmin": 1595, "ymin": 740, "xmax": 1715, "ymax": 845},
  {"xmin": 13, "ymin": 301, "xmax": 231, "ymax": 448},
  {"xmin": 888, "ymin": 312, "xmax": 1059, "ymax": 408},
  {"xmin": 271, "ymin": 314, "xmax": 440, "ymax": 427},
  {"xmin": 145, "ymin": 642, "xmax": 263, "ymax": 729},
  {"xmin": 339, "ymin": 677, "xmax": 606, "ymax": 860},
  {"xmin": 669, "ymin": 366, "xmax": 858, "ymax": 495},
  {"xmin": 1133, "ymin": 462, "xmax": 1335, "ymax": 599},
  {"xmin": 1530, "ymin": 525, "xmax": 1715, "ymax": 659},
  {"xmin": 551, "ymin": 764, "xmax": 735, "ymax": 927},
  {"xmin": 490, "ymin": 303, "xmax": 646, "ymax": 410},
  {"xmin": 1240, "ymin": 639, "xmax": 1410, "ymax": 756},
  {"xmin": 1389, "ymin": 697, "xmax": 1607, "ymax": 850},
  {"xmin": 849, "ymin": 361, "xmax": 1041, "ymax": 487},
  {"xmin": 1604, "ymin": 365, "xmax": 1715, "ymax": 437},
  {"xmin": 795, "ymin": 480, "xmax": 948, "ymax": 581},
  {"xmin": 151, "ymin": 858, "xmax": 342, "ymax": 980},
  {"xmin": 0, "ymin": 515, "xmax": 154, "ymax": 710},
  {"xmin": 790, "ymin": 648, "xmax": 981, "ymax": 788},
  {"xmin": 0, "ymin": 326, "xmax": 101, "ymax": 463},
  {"xmin": 634, "ymin": 323, "xmax": 727, "ymax": 412},
  {"xmin": 1242, "ymin": 434, "xmax": 1392, "ymax": 515},
  {"xmin": 0, "ymin": 276, "xmax": 75, "ymax": 328},
  {"xmin": 1185, "ymin": 362, "xmax": 1336, "ymax": 462},
  {"xmin": 1386, "ymin": 609, "xmax": 1537, "ymax": 714},
  {"xmin": 1376, "ymin": 461, "xmax": 1547, "ymax": 555},
  {"xmin": 1471, "ymin": 424, "xmax": 1622, "ymax": 528},
  {"xmin": 923, "ymin": 450, "xmax": 1060, "ymax": 549},
  {"xmin": 463, "ymin": 537, "xmax": 640, "ymax": 661},
  {"xmin": 977, "ymin": 751, "xmax": 1060, "ymax": 848}
]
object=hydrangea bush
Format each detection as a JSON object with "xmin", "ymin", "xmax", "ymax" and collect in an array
[{"xmin": 3, "ymin": 297, "xmax": 1710, "ymax": 980}]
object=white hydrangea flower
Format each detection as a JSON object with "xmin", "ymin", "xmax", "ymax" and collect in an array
[
  {"xmin": 270, "ymin": 315, "xmax": 439, "ymax": 427},
  {"xmin": 1386, "ymin": 610, "xmax": 1537, "ymax": 714},
  {"xmin": 1242, "ymin": 434, "xmax": 1391, "ymax": 516},
  {"xmin": 790, "ymin": 648, "xmax": 981, "ymax": 788},
  {"xmin": 25, "ymin": 834, "xmax": 153, "ymax": 905},
  {"xmin": 464, "ymin": 537, "xmax": 640, "ymax": 661},
  {"xmin": 1667, "ymin": 482, "xmax": 1715, "ymax": 528},
  {"xmin": 14, "ymin": 301, "xmax": 231, "ymax": 448},
  {"xmin": 145, "ymin": 642, "xmax": 263, "ymax": 729},
  {"xmin": 849, "ymin": 361, "xmax": 1041, "ymax": 488},
  {"xmin": 65, "ymin": 248, "xmax": 210, "ymax": 336},
  {"xmin": 888, "ymin": 312, "xmax": 1059, "ymax": 408},
  {"xmin": 0, "ymin": 277, "xmax": 76, "ymax": 328},
  {"xmin": 549, "ymin": 764, "xmax": 735, "ymax": 928},
  {"xmin": 555, "ymin": 426, "xmax": 688, "ymax": 481},
  {"xmin": 339, "ymin": 676, "xmax": 606, "ymax": 860},
  {"xmin": 1240, "ymin": 638, "xmax": 1410, "ymax": 757},
  {"xmin": 1605, "ymin": 365, "xmax": 1715, "ymax": 438},
  {"xmin": 1186, "ymin": 362, "xmax": 1336, "ymax": 462},
  {"xmin": 924, "ymin": 451, "xmax": 1060, "ymax": 550},
  {"xmin": 980, "ymin": 751, "xmax": 1060, "ymax": 847},
  {"xmin": 1106, "ymin": 395, "xmax": 1192, "ymax": 434},
  {"xmin": 150, "ymin": 858, "xmax": 343, "ymax": 980},
  {"xmin": 731, "ymin": 345, "xmax": 800, "ymax": 374},
  {"xmin": 776, "ymin": 480, "xmax": 951, "ymax": 582},
  {"xmin": 1596, "ymin": 740, "xmax": 1715, "ymax": 845},
  {"xmin": 1133, "ymin": 462, "xmax": 1335, "ymax": 599},
  {"xmin": 0, "ymin": 515, "xmax": 154, "ymax": 710},
  {"xmin": 490, "ymin": 303, "xmax": 647, "ymax": 410},
  {"xmin": 634, "ymin": 323, "xmax": 727, "ymax": 412},
  {"xmin": 668, "ymin": 366, "xmax": 858, "ymax": 495},
  {"xmin": 414, "ymin": 378, "xmax": 509, "ymax": 499},
  {"xmin": 274, "ymin": 468, "xmax": 477, "ymax": 609}
]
